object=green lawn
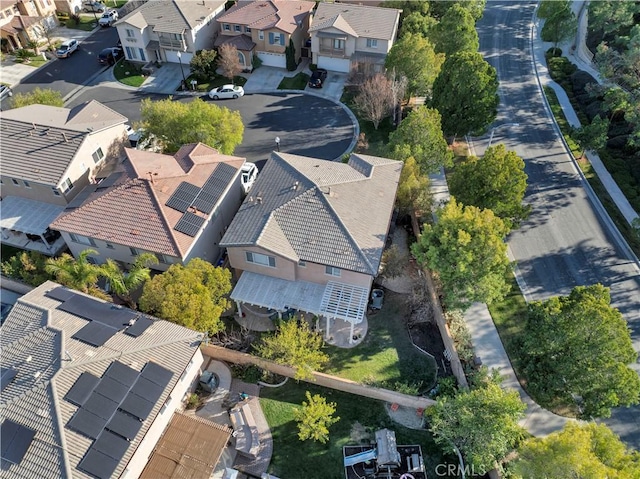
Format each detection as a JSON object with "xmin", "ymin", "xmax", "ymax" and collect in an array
[
  {"xmin": 324, "ymin": 291, "xmax": 437, "ymax": 394},
  {"xmin": 62, "ymin": 15, "xmax": 98, "ymax": 31},
  {"xmin": 113, "ymin": 60, "xmax": 146, "ymax": 87},
  {"xmin": 278, "ymin": 72, "xmax": 309, "ymax": 90},
  {"xmin": 259, "ymin": 380, "xmax": 450, "ymax": 479}
]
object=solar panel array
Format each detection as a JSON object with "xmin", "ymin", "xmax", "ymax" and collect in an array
[
  {"xmin": 164, "ymin": 163, "xmax": 238, "ymax": 237},
  {"xmin": 65, "ymin": 360, "xmax": 174, "ymax": 479},
  {"xmin": 1, "ymin": 419, "xmax": 36, "ymax": 466}
]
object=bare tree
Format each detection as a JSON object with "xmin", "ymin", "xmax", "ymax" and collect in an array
[
  {"xmin": 353, "ymin": 73, "xmax": 394, "ymax": 130},
  {"xmin": 217, "ymin": 44, "xmax": 243, "ymax": 82},
  {"xmin": 388, "ymin": 69, "xmax": 408, "ymax": 125}
]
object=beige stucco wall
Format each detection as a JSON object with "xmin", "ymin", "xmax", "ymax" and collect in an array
[
  {"xmin": 354, "ymin": 36, "xmax": 392, "ymax": 54},
  {"xmin": 0, "ymin": 179, "xmax": 66, "ymax": 205}
]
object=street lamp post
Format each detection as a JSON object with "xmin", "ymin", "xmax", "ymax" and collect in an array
[
  {"xmin": 176, "ymin": 51, "xmax": 187, "ymax": 91},
  {"xmin": 488, "ymin": 122, "xmax": 520, "ymax": 147}
]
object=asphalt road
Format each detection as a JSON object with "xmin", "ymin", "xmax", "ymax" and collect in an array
[
  {"xmin": 12, "ymin": 27, "xmax": 119, "ymax": 99},
  {"xmin": 67, "ymin": 88, "xmax": 355, "ymax": 164},
  {"xmin": 477, "ymin": 1, "xmax": 640, "ymax": 448}
]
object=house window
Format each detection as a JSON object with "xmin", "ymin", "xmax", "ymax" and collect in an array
[
  {"xmin": 155, "ymin": 253, "xmax": 168, "ymax": 264},
  {"xmin": 298, "ymin": 261, "xmax": 306, "ymax": 267},
  {"xmin": 258, "ymin": 30, "xmax": 264, "ymax": 40},
  {"xmin": 234, "ymin": 24, "xmax": 241, "ymax": 32},
  {"xmin": 245, "ymin": 27, "xmax": 251, "ymax": 33},
  {"xmin": 52, "ymin": 187, "xmax": 60, "ymax": 196},
  {"xmin": 268, "ymin": 32, "xmax": 285, "ymax": 46},
  {"xmin": 333, "ymin": 39, "xmax": 345, "ymax": 50},
  {"xmin": 245, "ymin": 251, "xmax": 276, "ymax": 267},
  {"xmin": 223, "ymin": 23, "xmax": 230, "ymax": 31},
  {"xmin": 325, "ymin": 266, "xmax": 341, "ymax": 277},
  {"xmin": 11, "ymin": 178, "xmax": 19, "ymax": 185},
  {"xmin": 105, "ymin": 242, "xmax": 114, "ymax": 249},
  {"xmin": 69, "ymin": 233, "xmax": 96, "ymax": 246},
  {"xmin": 125, "ymin": 46, "xmax": 137, "ymax": 60},
  {"xmin": 23, "ymin": 180, "xmax": 31, "ymax": 188},
  {"xmin": 92, "ymin": 147, "xmax": 104, "ymax": 164},
  {"xmin": 126, "ymin": 28, "xmax": 134, "ymax": 38},
  {"xmin": 4, "ymin": 9, "xmax": 11, "ymax": 17},
  {"xmin": 366, "ymin": 38, "xmax": 378, "ymax": 48},
  {"xmin": 139, "ymin": 48, "xmax": 146, "ymax": 61},
  {"xmin": 130, "ymin": 247, "xmax": 141, "ymax": 256},
  {"xmin": 61, "ymin": 178, "xmax": 73, "ymax": 192},
  {"xmin": 86, "ymin": 256, "xmax": 98, "ymax": 265}
]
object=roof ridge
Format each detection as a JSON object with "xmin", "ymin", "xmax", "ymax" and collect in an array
[
  {"xmin": 3, "ymin": 118, "xmax": 87, "ymax": 135},
  {"xmin": 71, "ymin": 99, "xmax": 127, "ymax": 124},
  {"xmin": 50, "ymin": 379, "xmax": 74, "ymax": 478},
  {"xmin": 144, "ymin": 179, "xmax": 185, "ymax": 257},
  {"xmin": 54, "ymin": 177, "xmax": 133, "ymax": 221}
]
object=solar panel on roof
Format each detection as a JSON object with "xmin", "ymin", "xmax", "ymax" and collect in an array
[
  {"xmin": 106, "ymin": 410, "xmax": 142, "ymax": 441},
  {"xmin": 78, "ymin": 448, "xmax": 119, "ymax": 479},
  {"xmin": 1, "ymin": 368, "xmax": 17, "ymax": 391},
  {"xmin": 104, "ymin": 361, "xmax": 139, "ymax": 387},
  {"xmin": 72, "ymin": 321, "xmax": 118, "ymax": 347},
  {"xmin": 202, "ymin": 163, "xmax": 236, "ymax": 194},
  {"xmin": 92, "ymin": 430, "xmax": 130, "ymax": 461},
  {"xmin": 140, "ymin": 361, "xmax": 173, "ymax": 387},
  {"xmin": 124, "ymin": 317, "xmax": 153, "ymax": 337},
  {"xmin": 67, "ymin": 409, "xmax": 108, "ymax": 439},
  {"xmin": 45, "ymin": 286, "xmax": 75, "ymax": 302},
  {"xmin": 58, "ymin": 294, "xmax": 137, "ymax": 329},
  {"xmin": 174, "ymin": 211, "xmax": 206, "ymax": 237},
  {"xmin": 96, "ymin": 172, "xmax": 122, "ymax": 190},
  {"xmin": 119, "ymin": 393, "xmax": 155, "ymax": 421},
  {"xmin": 1, "ymin": 419, "xmax": 36, "ymax": 465},
  {"xmin": 64, "ymin": 372, "xmax": 101, "ymax": 406},
  {"xmin": 93, "ymin": 377, "xmax": 129, "ymax": 403},
  {"xmin": 130, "ymin": 376, "xmax": 164, "ymax": 403},
  {"xmin": 191, "ymin": 189, "xmax": 220, "ymax": 215},
  {"xmin": 83, "ymin": 392, "xmax": 119, "ymax": 420},
  {"xmin": 165, "ymin": 181, "xmax": 200, "ymax": 213}
]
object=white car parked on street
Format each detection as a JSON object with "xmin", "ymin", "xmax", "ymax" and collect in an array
[{"xmin": 208, "ymin": 84, "xmax": 244, "ymax": 100}]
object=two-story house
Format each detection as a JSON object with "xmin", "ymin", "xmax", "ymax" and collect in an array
[
  {"xmin": 114, "ymin": 0, "xmax": 225, "ymax": 65},
  {"xmin": 220, "ymin": 152, "xmax": 402, "ymax": 343},
  {"xmin": 0, "ymin": 101, "xmax": 128, "ymax": 254},
  {"xmin": 214, "ymin": 0, "xmax": 314, "ymax": 70},
  {"xmin": 309, "ymin": 2, "xmax": 401, "ymax": 74},
  {"xmin": 50, "ymin": 143, "xmax": 247, "ymax": 271},
  {"xmin": 0, "ymin": 0, "xmax": 58, "ymax": 52}
]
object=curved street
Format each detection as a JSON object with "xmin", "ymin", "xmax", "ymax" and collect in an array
[{"xmin": 476, "ymin": 1, "xmax": 640, "ymax": 447}]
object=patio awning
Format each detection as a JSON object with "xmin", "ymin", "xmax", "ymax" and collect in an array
[
  {"xmin": 231, "ymin": 272, "xmax": 369, "ymax": 324},
  {"xmin": 0, "ymin": 196, "xmax": 64, "ymax": 235}
]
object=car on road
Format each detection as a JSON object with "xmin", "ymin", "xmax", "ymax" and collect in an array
[
  {"xmin": 98, "ymin": 47, "xmax": 123, "ymax": 65},
  {"xmin": 56, "ymin": 39, "xmax": 79, "ymax": 58},
  {"xmin": 308, "ymin": 68, "xmax": 327, "ymax": 88},
  {"xmin": 98, "ymin": 9, "xmax": 118, "ymax": 26},
  {"xmin": 208, "ymin": 84, "xmax": 244, "ymax": 100},
  {"xmin": 240, "ymin": 162, "xmax": 258, "ymax": 193},
  {"xmin": 0, "ymin": 85, "xmax": 13, "ymax": 102},
  {"xmin": 82, "ymin": 1, "xmax": 105, "ymax": 12}
]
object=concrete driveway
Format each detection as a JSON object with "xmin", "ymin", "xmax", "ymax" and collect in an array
[{"xmin": 305, "ymin": 71, "xmax": 348, "ymax": 102}]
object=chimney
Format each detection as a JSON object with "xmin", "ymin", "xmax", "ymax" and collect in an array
[
  {"xmin": 327, "ymin": 186, "xmax": 332, "ymax": 196},
  {"xmin": 148, "ymin": 171, "xmax": 157, "ymax": 184},
  {"xmin": 256, "ymin": 193, "xmax": 263, "ymax": 204}
]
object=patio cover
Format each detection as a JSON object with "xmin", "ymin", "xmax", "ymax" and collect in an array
[
  {"xmin": 0, "ymin": 196, "xmax": 64, "ymax": 235},
  {"xmin": 231, "ymin": 272, "xmax": 369, "ymax": 324}
]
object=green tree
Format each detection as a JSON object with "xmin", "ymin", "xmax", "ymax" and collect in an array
[
  {"xmin": 538, "ymin": 0, "xmax": 577, "ymax": 48},
  {"xmin": 516, "ymin": 422, "xmax": 640, "ymax": 478},
  {"xmin": 293, "ymin": 391, "xmax": 340, "ymax": 444},
  {"xmin": 571, "ymin": 114, "xmax": 610, "ymax": 159},
  {"xmin": 255, "ymin": 320, "xmax": 328, "ymax": 381},
  {"xmin": 395, "ymin": 156, "xmax": 431, "ymax": 216},
  {"xmin": 430, "ymin": 4, "xmax": 479, "ymax": 57},
  {"xmin": 45, "ymin": 249, "xmax": 105, "ymax": 296},
  {"xmin": 399, "ymin": 11, "xmax": 437, "ymax": 39},
  {"xmin": 429, "ymin": 0, "xmax": 486, "ymax": 21},
  {"xmin": 139, "ymin": 258, "xmax": 232, "ymax": 334},
  {"xmin": 10, "ymin": 87, "xmax": 64, "ymax": 109},
  {"xmin": 431, "ymin": 51, "xmax": 499, "ymax": 139},
  {"xmin": 412, "ymin": 198, "xmax": 511, "ymax": 310},
  {"xmin": 427, "ymin": 380, "xmax": 526, "ymax": 475},
  {"xmin": 522, "ymin": 284, "xmax": 640, "ymax": 418},
  {"xmin": 100, "ymin": 253, "xmax": 158, "ymax": 308},
  {"xmin": 189, "ymin": 49, "xmax": 218, "ymax": 80},
  {"xmin": 1, "ymin": 251, "xmax": 52, "ymax": 286},
  {"xmin": 385, "ymin": 33, "xmax": 444, "ymax": 98},
  {"xmin": 140, "ymin": 98, "xmax": 244, "ymax": 154},
  {"xmin": 449, "ymin": 144, "xmax": 530, "ymax": 229},
  {"xmin": 285, "ymin": 38, "xmax": 296, "ymax": 71},
  {"xmin": 388, "ymin": 106, "xmax": 453, "ymax": 174},
  {"xmin": 588, "ymin": 0, "xmax": 640, "ymax": 36}
]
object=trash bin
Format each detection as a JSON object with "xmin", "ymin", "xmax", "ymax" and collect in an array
[{"xmin": 371, "ymin": 289, "xmax": 384, "ymax": 309}]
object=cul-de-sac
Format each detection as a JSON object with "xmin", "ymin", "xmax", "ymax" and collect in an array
[{"xmin": 1, "ymin": 1, "xmax": 640, "ymax": 478}]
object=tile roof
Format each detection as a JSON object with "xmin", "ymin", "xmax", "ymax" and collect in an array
[
  {"xmin": 0, "ymin": 101, "xmax": 127, "ymax": 185},
  {"xmin": 220, "ymin": 152, "xmax": 402, "ymax": 276},
  {"xmin": 217, "ymin": 0, "xmax": 314, "ymax": 34},
  {"xmin": 116, "ymin": 0, "xmax": 225, "ymax": 34},
  {"xmin": 214, "ymin": 33, "xmax": 256, "ymax": 51},
  {"xmin": 309, "ymin": 2, "xmax": 401, "ymax": 41},
  {"xmin": 50, "ymin": 143, "xmax": 245, "ymax": 258},
  {"xmin": 0, "ymin": 281, "xmax": 201, "ymax": 479}
]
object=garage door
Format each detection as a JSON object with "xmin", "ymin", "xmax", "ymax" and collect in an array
[
  {"xmin": 257, "ymin": 52, "xmax": 286, "ymax": 68},
  {"xmin": 165, "ymin": 50, "xmax": 193, "ymax": 64},
  {"xmin": 318, "ymin": 56, "xmax": 350, "ymax": 73}
]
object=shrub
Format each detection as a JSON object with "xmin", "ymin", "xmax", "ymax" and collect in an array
[{"xmin": 185, "ymin": 393, "xmax": 200, "ymax": 409}]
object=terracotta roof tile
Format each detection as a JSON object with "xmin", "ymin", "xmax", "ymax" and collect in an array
[{"xmin": 217, "ymin": 0, "xmax": 314, "ymax": 34}]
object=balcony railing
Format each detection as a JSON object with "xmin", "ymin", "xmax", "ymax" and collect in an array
[
  {"xmin": 318, "ymin": 47, "xmax": 346, "ymax": 58},
  {"xmin": 158, "ymin": 37, "xmax": 186, "ymax": 50}
]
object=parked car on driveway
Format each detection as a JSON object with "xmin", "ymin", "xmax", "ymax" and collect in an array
[
  {"xmin": 56, "ymin": 39, "xmax": 79, "ymax": 58},
  {"xmin": 308, "ymin": 68, "xmax": 327, "ymax": 88},
  {"xmin": 208, "ymin": 84, "xmax": 244, "ymax": 100},
  {"xmin": 82, "ymin": 1, "xmax": 105, "ymax": 12},
  {"xmin": 98, "ymin": 9, "xmax": 118, "ymax": 26},
  {"xmin": 240, "ymin": 162, "xmax": 258, "ymax": 193},
  {"xmin": 98, "ymin": 47, "xmax": 123, "ymax": 65}
]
